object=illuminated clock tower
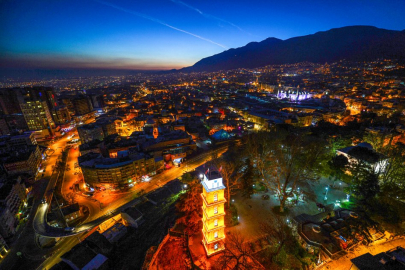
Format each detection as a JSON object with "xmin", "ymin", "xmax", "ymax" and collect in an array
[{"xmin": 201, "ymin": 170, "xmax": 226, "ymax": 256}]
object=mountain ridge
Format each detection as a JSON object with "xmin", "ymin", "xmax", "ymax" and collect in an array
[{"xmin": 180, "ymin": 26, "xmax": 405, "ymax": 72}]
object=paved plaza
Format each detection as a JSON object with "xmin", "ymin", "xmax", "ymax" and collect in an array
[{"xmin": 227, "ymin": 177, "xmax": 348, "ymax": 241}]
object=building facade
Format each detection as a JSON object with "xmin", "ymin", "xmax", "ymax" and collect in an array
[
  {"xmin": 0, "ymin": 178, "xmax": 27, "ymax": 240},
  {"xmin": 77, "ymin": 124, "xmax": 104, "ymax": 144},
  {"xmin": 79, "ymin": 152, "xmax": 160, "ymax": 189},
  {"xmin": 19, "ymin": 100, "xmax": 55, "ymax": 132},
  {"xmin": 72, "ymin": 95, "xmax": 93, "ymax": 116},
  {"xmin": 52, "ymin": 105, "xmax": 71, "ymax": 125},
  {"xmin": 0, "ymin": 118, "xmax": 10, "ymax": 136},
  {"xmin": 2, "ymin": 145, "xmax": 42, "ymax": 176},
  {"xmin": 201, "ymin": 171, "xmax": 226, "ymax": 256}
]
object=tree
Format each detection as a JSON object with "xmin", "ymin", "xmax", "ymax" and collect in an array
[
  {"xmin": 258, "ymin": 216, "xmax": 314, "ymax": 269},
  {"xmin": 345, "ymin": 157, "xmax": 372, "ymax": 200},
  {"xmin": 328, "ymin": 154, "xmax": 349, "ymax": 187},
  {"xmin": 259, "ymin": 215, "xmax": 293, "ymax": 260},
  {"xmin": 345, "ymin": 150, "xmax": 404, "ymax": 233},
  {"xmin": 179, "ymin": 172, "xmax": 193, "ymax": 183},
  {"xmin": 378, "ymin": 143, "xmax": 405, "ymax": 190},
  {"xmin": 213, "ymin": 232, "xmax": 263, "ymax": 270},
  {"xmin": 241, "ymin": 158, "xmax": 254, "ymax": 198},
  {"xmin": 345, "ymin": 209, "xmax": 377, "ymax": 245},
  {"xmin": 214, "ymin": 157, "xmax": 244, "ymax": 208},
  {"xmin": 176, "ymin": 176, "xmax": 202, "ymax": 234},
  {"xmin": 363, "ymin": 130, "xmax": 389, "ymax": 153},
  {"xmin": 247, "ymin": 130, "xmax": 325, "ymax": 212},
  {"xmin": 353, "ymin": 171, "xmax": 380, "ymax": 203}
]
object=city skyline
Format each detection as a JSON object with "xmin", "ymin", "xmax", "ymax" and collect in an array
[
  {"xmin": 1, "ymin": 1, "xmax": 405, "ymax": 269},
  {"xmin": 1, "ymin": 0, "xmax": 405, "ymax": 72}
]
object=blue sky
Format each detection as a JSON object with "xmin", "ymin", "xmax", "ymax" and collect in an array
[{"xmin": 1, "ymin": 0, "xmax": 405, "ymax": 70}]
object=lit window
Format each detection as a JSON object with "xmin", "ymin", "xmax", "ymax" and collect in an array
[
  {"xmin": 214, "ymin": 219, "xmax": 218, "ymax": 226},
  {"xmin": 214, "ymin": 232, "xmax": 218, "ymax": 238},
  {"xmin": 214, "ymin": 207, "xmax": 218, "ymax": 214},
  {"xmin": 214, "ymin": 243, "xmax": 218, "ymax": 250},
  {"xmin": 214, "ymin": 193, "xmax": 218, "ymax": 202}
]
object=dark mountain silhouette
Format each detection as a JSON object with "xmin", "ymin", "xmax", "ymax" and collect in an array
[{"xmin": 180, "ymin": 26, "xmax": 405, "ymax": 72}]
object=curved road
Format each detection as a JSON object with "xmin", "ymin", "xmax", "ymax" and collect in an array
[{"xmin": 33, "ymin": 144, "xmax": 229, "ymax": 238}]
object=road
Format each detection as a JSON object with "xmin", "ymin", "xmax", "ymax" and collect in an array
[
  {"xmin": 36, "ymin": 144, "xmax": 229, "ymax": 269},
  {"xmin": 0, "ymin": 179, "xmax": 50, "ymax": 270},
  {"xmin": 61, "ymin": 145, "xmax": 100, "ymax": 220},
  {"xmin": 0, "ymin": 120, "xmax": 96, "ymax": 270},
  {"xmin": 1, "ymin": 111, "xmax": 228, "ymax": 269},
  {"xmin": 33, "ymin": 144, "xmax": 229, "ymax": 238}
]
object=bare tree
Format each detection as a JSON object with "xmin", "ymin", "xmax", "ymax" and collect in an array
[
  {"xmin": 379, "ymin": 143, "xmax": 405, "ymax": 188},
  {"xmin": 247, "ymin": 130, "xmax": 325, "ymax": 212},
  {"xmin": 259, "ymin": 215, "xmax": 293, "ymax": 259},
  {"xmin": 214, "ymin": 232, "xmax": 263, "ymax": 270},
  {"xmin": 176, "ymin": 177, "xmax": 202, "ymax": 234},
  {"xmin": 214, "ymin": 158, "xmax": 244, "ymax": 208},
  {"xmin": 260, "ymin": 215, "xmax": 294, "ymax": 264}
]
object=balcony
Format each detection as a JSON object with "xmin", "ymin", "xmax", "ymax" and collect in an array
[
  {"xmin": 202, "ymin": 221, "xmax": 225, "ymax": 233},
  {"xmin": 202, "ymin": 206, "xmax": 225, "ymax": 221},
  {"xmin": 202, "ymin": 229, "xmax": 225, "ymax": 245},
  {"xmin": 201, "ymin": 193, "xmax": 226, "ymax": 207}
]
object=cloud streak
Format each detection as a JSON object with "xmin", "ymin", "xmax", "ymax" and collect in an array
[
  {"xmin": 94, "ymin": 0, "xmax": 228, "ymax": 49},
  {"xmin": 170, "ymin": 0, "xmax": 250, "ymax": 35}
]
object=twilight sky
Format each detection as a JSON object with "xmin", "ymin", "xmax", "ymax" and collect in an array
[{"xmin": 1, "ymin": 0, "xmax": 405, "ymax": 71}]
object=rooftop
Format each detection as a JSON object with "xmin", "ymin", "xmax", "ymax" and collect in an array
[
  {"xmin": 61, "ymin": 242, "xmax": 99, "ymax": 269},
  {"xmin": 294, "ymin": 208, "xmax": 377, "ymax": 259},
  {"xmin": 206, "ymin": 171, "xmax": 222, "ymax": 181},
  {"xmin": 351, "ymin": 246, "xmax": 405, "ymax": 270}
]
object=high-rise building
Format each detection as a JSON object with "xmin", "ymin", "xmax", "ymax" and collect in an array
[
  {"xmin": 19, "ymin": 100, "xmax": 55, "ymax": 132},
  {"xmin": 96, "ymin": 118, "xmax": 117, "ymax": 137},
  {"xmin": 25, "ymin": 87, "xmax": 58, "ymax": 112},
  {"xmin": 2, "ymin": 145, "xmax": 42, "ymax": 176},
  {"xmin": 0, "ymin": 88, "xmax": 26, "ymax": 131},
  {"xmin": 3, "ymin": 114, "xmax": 28, "ymax": 131},
  {"xmin": 88, "ymin": 94, "xmax": 106, "ymax": 110},
  {"xmin": 0, "ymin": 87, "xmax": 58, "ymax": 132},
  {"xmin": 77, "ymin": 124, "xmax": 104, "ymax": 144},
  {"xmin": 201, "ymin": 170, "xmax": 226, "ymax": 256},
  {"xmin": 72, "ymin": 95, "xmax": 93, "ymax": 116},
  {"xmin": 0, "ymin": 177, "xmax": 27, "ymax": 240},
  {"xmin": 52, "ymin": 105, "xmax": 71, "ymax": 125},
  {"xmin": 0, "ymin": 88, "xmax": 22, "ymax": 115},
  {"xmin": 0, "ymin": 118, "xmax": 10, "ymax": 136}
]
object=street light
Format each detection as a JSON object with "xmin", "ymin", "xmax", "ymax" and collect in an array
[{"xmin": 324, "ymin": 186, "xmax": 329, "ymax": 201}]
